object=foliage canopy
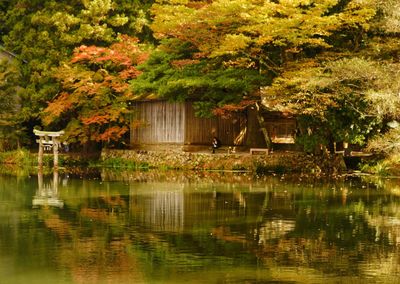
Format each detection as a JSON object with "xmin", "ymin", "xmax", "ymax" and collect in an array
[{"xmin": 1, "ymin": 0, "xmax": 400, "ymax": 154}]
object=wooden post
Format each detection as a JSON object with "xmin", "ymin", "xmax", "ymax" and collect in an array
[
  {"xmin": 38, "ymin": 138, "xmax": 43, "ymax": 167},
  {"xmin": 53, "ymin": 169, "xmax": 58, "ymax": 195},
  {"xmin": 38, "ymin": 168, "xmax": 43, "ymax": 194},
  {"xmin": 53, "ymin": 137, "xmax": 59, "ymax": 169}
]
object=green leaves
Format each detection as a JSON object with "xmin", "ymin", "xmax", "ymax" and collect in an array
[
  {"xmin": 0, "ymin": 0, "xmax": 398, "ymax": 153},
  {"xmin": 0, "ymin": 0, "xmax": 155, "ymax": 148},
  {"xmin": 132, "ymin": 48, "xmax": 267, "ymax": 115}
]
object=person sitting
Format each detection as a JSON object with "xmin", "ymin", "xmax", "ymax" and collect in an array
[{"xmin": 212, "ymin": 137, "xmax": 221, "ymax": 153}]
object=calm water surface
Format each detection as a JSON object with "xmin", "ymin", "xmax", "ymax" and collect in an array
[{"xmin": 1, "ymin": 170, "xmax": 400, "ymax": 283}]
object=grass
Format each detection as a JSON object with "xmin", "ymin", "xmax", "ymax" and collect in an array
[
  {"xmin": 0, "ymin": 149, "xmax": 102, "ymax": 168},
  {"xmin": 95, "ymin": 157, "xmax": 150, "ymax": 170},
  {"xmin": 359, "ymin": 154, "xmax": 400, "ymax": 176},
  {"xmin": 0, "ymin": 149, "xmax": 36, "ymax": 166}
]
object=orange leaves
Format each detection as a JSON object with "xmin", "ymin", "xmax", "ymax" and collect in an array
[
  {"xmin": 71, "ymin": 44, "xmax": 132, "ymax": 66},
  {"xmin": 118, "ymin": 66, "xmax": 142, "ymax": 80},
  {"xmin": 80, "ymin": 104, "xmax": 124, "ymax": 126},
  {"xmin": 171, "ymin": 59, "xmax": 200, "ymax": 69},
  {"xmin": 45, "ymin": 34, "xmax": 148, "ymax": 144},
  {"xmin": 43, "ymin": 92, "xmax": 74, "ymax": 125},
  {"xmin": 212, "ymin": 100, "xmax": 256, "ymax": 118},
  {"xmin": 81, "ymin": 114, "xmax": 111, "ymax": 125},
  {"xmin": 96, "ymin": 126, "xmax": 128, "ymax": 142},
  {"xmin": 109, "ymin": 81, "xmax": 129, "ymax": 93},
  {"xmin": 70, "ymin": 45, "xmax": 105, "ymax": 63},
  {"xmin": 71, "ymin": 35, "xmax": 149, "ymax": 67}
]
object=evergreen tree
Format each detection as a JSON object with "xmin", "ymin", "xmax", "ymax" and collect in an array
[{"xmin": 0, "ymin": 0, "xmax": 153, "ymax": 147}]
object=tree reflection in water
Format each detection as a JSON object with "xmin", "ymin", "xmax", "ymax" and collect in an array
[{"xmin": 0, "ymin": 170, "xmax": 400, "ymax": 283}]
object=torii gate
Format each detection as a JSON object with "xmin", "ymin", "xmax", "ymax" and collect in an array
[{"xmin": 33, "ymin": 129, "xmax": 65, "ymax": 168}]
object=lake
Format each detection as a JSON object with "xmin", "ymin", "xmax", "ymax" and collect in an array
[{"xmin": 1, "ymin": 169, "xmax": 400, "ymax": 283}]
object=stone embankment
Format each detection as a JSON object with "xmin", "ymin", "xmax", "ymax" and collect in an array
[{"xmin": 101, "ymin": 149, "xmax": 346, "ymax": 175}]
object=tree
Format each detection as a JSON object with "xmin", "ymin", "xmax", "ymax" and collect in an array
[
  {"xmin": 132, "ymin": 41, "xmax": 267, "ymax": 117},
  {"xmin": 133, "ymin": 0, "xmax": 377, "ymax": 148},
  {"xmin": 263, "ymin": 0, "xmax": 400, "ymax": 152},
  {"xmin": 42, "ymin": 35, "xmax": 148, "ymax": 147},
  {"xmin": 0, "ymin": 56, "xmax": 25, "ymax": 150},
  {"xmin": 264, "ymin": 57, "xmax": 388, "ymax": 152},
  {"xmin": 0, "ymin": 0, "xmax": 153, "ymax": 147}
]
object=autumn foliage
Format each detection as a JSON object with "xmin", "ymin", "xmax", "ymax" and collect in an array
[
  {"xmin": 212, "ymin": 100, "xmax": 256, "ymax": 118},
  {"xmin": 43, "ymin": 35, "xmax": 148, "ymax": 145}
]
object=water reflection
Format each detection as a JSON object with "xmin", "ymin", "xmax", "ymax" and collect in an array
[
  {"xmin": 33, "ymin": 169, "xmax": 64, "ymax": 208},
  {"xmin": 1, "ymin": 171, "xmax": 400, "ymax": 283},
  {"xmin": 130, "ymin": 187, "xmax": 185, "ymax": 232}
]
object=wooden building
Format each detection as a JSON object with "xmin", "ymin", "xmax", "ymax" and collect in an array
[{"xmin": 130, "ymin": 100, "xmax": 296, "ymax": 150}]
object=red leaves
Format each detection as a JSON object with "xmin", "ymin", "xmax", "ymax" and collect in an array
[
  {"xmin": 71, "ymin": 45, "xmax": 132, "ymax": 66},
  {"xmin": 95, "ymin": 126, "xmax": 128, "ymax": 142},
  {"xmin": 119, "ymin": 66, "xmax": 142, "ymax": 80},
  {"xmin": 212, "ymin": 100, "xmax": 256, "ymax": 118},
  {"xmin": 71, "ymin": 35, "xmax": 149, "ymax": 67},
  {"xmin": 44, "ymin": 35, "xmax": 148, "ymax": 144}
]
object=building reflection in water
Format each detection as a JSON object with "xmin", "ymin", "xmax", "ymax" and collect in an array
[
  {"xmin": 32, "ymin": 170, "xmax": 64, "ymax": 208},
  {"xmin": 130, "ymin": 183, "xmax": 185, "ymax": 232},
  {"xmin": 128, "ymin": 182, "xmax": 297, "ymax": 244}
]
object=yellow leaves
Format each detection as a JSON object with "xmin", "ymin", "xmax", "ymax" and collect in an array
[
  {"xmin": 82, "ymin": 0, "xmax": 113, "ymax": 18},
  {"xmin": 210, "ymin": 34, "xmax": 252, "ymax": 57},
  {"xmin": 151, "ymin": 0, "xmax": 375, "ymax": 61},
  {"xmin": 155, "ymin": 0, "xmax": 189, "ymax": 4},
  {"xmin": 338, "ymin": 2, "xmax": 376, "ymax": 30},
  {"xmin": 151, "ymin": 4, "xmax": 195, "ymax": 39},
  {"xmin": 261, "ymin": 58, "xmax": 330, "ymax": 112},
  {"xmin": 242, "ymin": 0, "xmax": 342, "ymax": 47},
  {"xmin": 279, "ymin": 0, "xmax": 322, "ymax": 6},
  {"xmin": 222, "ymin": 57, "xmax": 256, "ymax": 68}
]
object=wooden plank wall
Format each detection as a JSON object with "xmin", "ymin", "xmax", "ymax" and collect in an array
[
  {"xmin": 131, "ymin": 101, "xmax": 248, "ymax": 146},
  {"xmin": 184, "ymin": 102, "xmax": 216, "ymax": 145},
  {"xmin": 131, "ymin": 101, "xmax": 185, "ymax": 144},
  {"xmin": 216, "ymin": 114, "xmax": 247, "ymax": 146},
  {"xmin": 184, "ymin": 103, "xmax": 247, "ymax": 146}
]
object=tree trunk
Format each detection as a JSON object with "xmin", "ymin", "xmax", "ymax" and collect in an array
[{"xmin": 255, "ymin": 102, "xmax": 272, "ymax": 149}]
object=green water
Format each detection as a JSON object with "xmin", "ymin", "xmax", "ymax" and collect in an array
[{"xmin": 1, "ymin": 170, "xmax": 400, "ymax": 283}]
